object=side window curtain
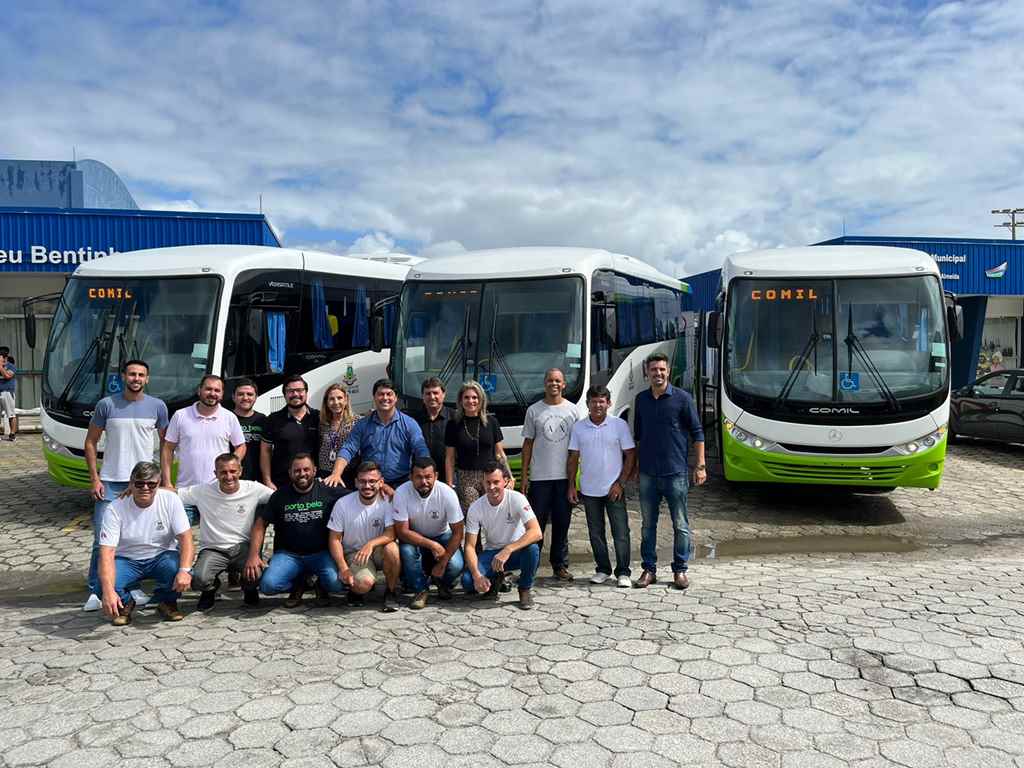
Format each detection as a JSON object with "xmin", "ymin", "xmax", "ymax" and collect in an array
[
  {"xmin": 311, "ymin": 280, "xmax": 334, "ymax": 351},
  {"xmin": 267, "ymin": 312, "xmax": 287, "ymax": 373}
]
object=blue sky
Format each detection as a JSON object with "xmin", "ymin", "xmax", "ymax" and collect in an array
[{"xmin": 4, "ymin": 1, "xmax": 1023, "ymax": 276}]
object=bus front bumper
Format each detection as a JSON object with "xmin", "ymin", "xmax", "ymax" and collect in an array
[
  {"xmin": 722, "ymin": 430, "xmax": 946, "ymax": 489},
  {"xmin": 43, "ymin": 446, "xmax": 94, "ymax": 489}
]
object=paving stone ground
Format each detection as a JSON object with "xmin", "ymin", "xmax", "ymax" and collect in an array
[{"xmin": 2, "ymin": 436, "xmax": 1024, "ymax": 767}]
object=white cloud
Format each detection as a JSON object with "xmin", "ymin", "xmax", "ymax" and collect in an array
[{"xmin": 3, "ymin": 0, "xmax": 1023, "ymax": 279}]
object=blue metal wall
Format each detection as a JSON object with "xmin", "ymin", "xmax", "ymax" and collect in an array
[{"xmin": 0, "ymin": 207, "xmax": 280, "ymax": 273}]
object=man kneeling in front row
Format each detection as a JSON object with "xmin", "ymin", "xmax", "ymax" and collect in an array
[
  {"xmin": 328, "ymin": 462, "xmax": 402, "ymax": 612},
  {"xmin": 96, "ymin": 461, "xmax": 194, "ymax": 625},
  {"xmin": 462, "ymin": 461, "xmax": 542, "ymax": 610}
]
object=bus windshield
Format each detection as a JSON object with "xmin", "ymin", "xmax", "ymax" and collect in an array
[
  {"xmin": 43, "ymin": 275, "xmax": 221, "ymax": 409},
  {"xmin": 393, "ymin": 276, "xmax": 585, "ymax": 406},
  {"xmin": 726, "ymin": 275, "xmax": 948, "ymax": 408}
]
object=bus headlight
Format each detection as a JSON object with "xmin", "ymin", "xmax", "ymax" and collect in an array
[
  {"xmin": 895, "ymin": 425, "xmax": 946, "ymax": 455},
  {"xmin": 42, "ymin": 429, "xmax": 74, "ymax": 457},
  {"xmin": 724, "ymin": 420, "xmax": 775, "ymax": 452}
]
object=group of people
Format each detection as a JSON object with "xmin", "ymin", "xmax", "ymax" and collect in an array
[{"xmin": 83, "ymin": 352, "xmax": 706, "ymax": 626}]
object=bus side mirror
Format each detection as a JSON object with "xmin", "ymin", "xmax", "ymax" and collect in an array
[
  {"xmin": 706, "ymin": 311, "xmax": 722, "ymax": 349},
  {"xmin": 24, "ymin": 307, "xmax": 36, "ymax": 349},
  {"xmin": 370, "ymin": 316, "xmax": 385, "ymax": 354},
  {"xmin": 947, "ymin": 305, "xmax": 963, "ymax": 342}
]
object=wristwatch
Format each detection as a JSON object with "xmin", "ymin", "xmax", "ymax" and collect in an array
[
  {"xmin": 179, "ymin": 567, "xmax": 193, "ymax": 574},
  {"xmin": 695, "ymin": 464, "xmax": 706, "ymax": 471}
]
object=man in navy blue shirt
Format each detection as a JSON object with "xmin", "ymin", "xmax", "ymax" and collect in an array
[
  {"xmin": 631, "ymin": 353, "xmax": 706, "ymax": 590},
  {"xmin": 325, "ymin": 378, "xmax": 430, "ymax": 497}
]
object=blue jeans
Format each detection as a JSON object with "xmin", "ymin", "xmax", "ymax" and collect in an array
[
  {"xmin": 582, "ymin": 493, "xmax": 631, "ymax": 577},
  {"xmin": 399, "ymin": 531, "xmax": 465, "ymax": 592},
  {"xmin": 87, "ymin": 481, "xmax": 129, "ymax": 594},
  {"xmin": 527, "ymin": 479, "xmax": 571, "ymax": 569},
  {"xmin": 462, "ymin": 543, "xmax": 540, "ymax": 592},
  {"xmin": 92, "ymin": 550, "xmax": 182, "ymax": 605},
  {"xmin": 183, "ymin": 504, "xmax": 200, "ymax": 526},
  {"xmin": 259, "ymin": 550, "xmax": 344, "ymax": 595},
  {"xmin": 639, "ymin": 472, "xmax": 691, "ymax": 574}
]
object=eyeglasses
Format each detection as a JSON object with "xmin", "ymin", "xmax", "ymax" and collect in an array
[
  {"xmin": 284, "ymin": 388, "xmax": 306, "ymax": 394},
  {"xmin": 132, "ymin": 481, "xmax": 159, "ymax": 489}
]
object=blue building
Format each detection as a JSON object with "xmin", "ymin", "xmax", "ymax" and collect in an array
[
  {"xmin": 0, "ymin": 158, "xmax": 280, "ymax": 409},
  {"xmin": 683, "ymin": 235, "xmax": 1024, "ymax": 389}
]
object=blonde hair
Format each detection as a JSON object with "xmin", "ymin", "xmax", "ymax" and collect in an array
[
  {"xmin": 320, "ymin": 383, "xmax": 356, "ymax": 427},
  {"xmin": 456, "ymin": 380, "xmax": 489, "ymax": 426}
]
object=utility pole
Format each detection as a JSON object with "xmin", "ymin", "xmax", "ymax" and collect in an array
[{"xmin": 992, "ymin": 208, "xmax": 1024, "ymax": 240}]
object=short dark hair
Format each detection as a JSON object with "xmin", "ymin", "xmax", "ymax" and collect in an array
[
  {"xmin": 0, "ymin": 346, "xmax": 9, "ymax": 356},
  {"xmin": 233, "ymin": 378, "xmax": 257, "ymax": 393},
  {"xmin": 121, "ymin": 358, "xmax": 149, "ymax": 373},
  {"xmin": 646, "ymin": 352, "xmax": 669, "ymax": 368},
  {"xmin": 586, "ymin": 384, "xmax": 611, "ymax": 402},
  {"xmin": 214, "ymin": 452, "xmax": 240, "ymax": 469},
  {"xmin": 481, "ymin": 459, "xmax": 509, "ymax": 479},
  {"xmin": 283, "ymin": 374, "xmax": 308, "ymax": 391},
  {"xmin": 198, "ymin": 374, "xmax": 224, "ymax": 389},
  {"xmin": 290, "ymin": 452, "xmax": 314, "ymax": 466},
  {"xmin": 356, "ymin": 461, "xmax": 382, "ymax": 477},
  {"xmin": 373, "ymin": 378, "xmax": 396, "ymax": 395},
  {"xmin": 411, "ymin": 456, "xmax": 437, "ymax": 472},
  {"xmin": 421, "ymin": 376, "xmax": 446, "ymax": 393}
]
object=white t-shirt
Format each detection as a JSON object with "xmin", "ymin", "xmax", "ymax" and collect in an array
[
  {"xmin": 99, "ymin": 489, "xmax": 191, "ymax": 560},
  {"xmin": 178, "ymin": 480, "xmax": 274, "ymax": 549},
  {"xmin": 522, "ymin": 400, "xmax": 579, "ymax": 481},
  {"xmin": 327, "ymin": 494, "xmax": 394, "ymax": 552},
  {"xmin": 390, "ymin": 480, "xmax": 464, "ymax": 538},
  {"xmin": 465, "ymin": 489, "xmax": 535, "ymax": 550},
  {"xmin": 569, "ymin": 415, "xmax": 636, "ymax": 497}
]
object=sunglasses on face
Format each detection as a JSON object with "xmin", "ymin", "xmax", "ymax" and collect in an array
[{"xmin": 133, "ymin": 481, "xmax": 159, "ymax": 489}]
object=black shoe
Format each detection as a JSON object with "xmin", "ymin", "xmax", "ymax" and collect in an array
[
  {"xmin": 382, "ymin": 590, "xmax": 399, "ymax": 613},
  {"xmin": 314, "ymin": 582, "xmax": 331, "ymax": 607},
  {"xmin": 436, "ymin": 582, "xmax": 453, "ymax": 601},
  {"xmin": 484, "ymin": 573, "xmax": 504, "ymax": 599},
  {"xmin": 196, "ymin": 589, "xmax": 217, "ymax": 612},
  {"xmin": 497, "ymin": 573, "xmax": 512, "ymax": 593},
  {"xmin": 347, "ymin": 591, "xmax": 365, "ymax": 607},
  {"xmin": 242, "ymin": 588, "xmax": 260, "ymax": 608},
  {"xmin": 283, "ymin": 586, "xmax": 304, "ymax": 608}
]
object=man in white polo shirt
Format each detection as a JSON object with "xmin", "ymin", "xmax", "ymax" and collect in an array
[
  {"xmin": 462, "ymin": 461, "xmax": 542, "ymax": 610},
  {"xmin": 327, "ymin": 462, "xmax": 402, "ymax": 612},
  {"xmin": 568, "ymin": 384, "xmax": 636, "ymax": 588},
  {"xmin": 161, "ymin": 375, "xmax": 246, "ymax": 523},
  {"xmin": 177, "ymin": 452, "xmax": 274, "ymax": 611},
  {"xmin": 392, "ymin": 456, "xmax": 465, "ymax": 609}
]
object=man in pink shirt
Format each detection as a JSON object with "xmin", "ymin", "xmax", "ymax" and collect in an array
[{"xmin": 161, "ymin": 375, "xmax": 246, "ymax": 522}]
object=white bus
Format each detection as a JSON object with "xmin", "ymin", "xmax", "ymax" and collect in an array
[
  {"xmin": 706, "ymin": 245, "xmax": 961, "ymax": 489},
  {"xmin": 381, "ymin": 247, "xmax": 694, "ymax": 468},
  {"xmin": 28, "ymin": 245, "xmax": 409, "ymax": 488}
]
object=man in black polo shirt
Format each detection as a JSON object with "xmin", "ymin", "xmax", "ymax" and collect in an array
[
  {"xmin": 261, "ymin": 374, "xmax": 320, "ymax": 490},
  {"xmin": 245, "ymin": 453, "xmax": 347, "ymax": 607},
  {"xmin": 415, "ymin": 376, "xmax": 451, "ymax": 473}
]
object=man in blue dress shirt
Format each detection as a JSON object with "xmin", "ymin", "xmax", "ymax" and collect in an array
[
  {"xmin": 325, "ymin": 378, "xmax": 430, "ymax": 497},
  {"xmin": 631, "ymin": 353, "xmax": 706, "ymax": 590}
]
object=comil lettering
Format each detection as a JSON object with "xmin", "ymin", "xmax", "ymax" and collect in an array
[{"xmin": 750, "ymin": 288, "xmax": 818, "ymax": 301}]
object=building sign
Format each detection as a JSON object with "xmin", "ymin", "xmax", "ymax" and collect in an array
[{"xmin": 0, "ymin": 245, "xmax": 117, "ymax": 267}]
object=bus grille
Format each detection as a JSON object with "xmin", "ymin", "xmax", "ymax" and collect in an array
[
  {"xmin": 61, "ymin": 463, "xmax": 95, "ymax": 485},
  {"xmin": 761, "ymin": 461, "xmax": 908, "ymax": 483}
]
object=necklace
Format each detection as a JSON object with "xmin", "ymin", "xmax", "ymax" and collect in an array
[{"xmin": 463, "ymin": 417, "xmax": 481, "ymax": 456}]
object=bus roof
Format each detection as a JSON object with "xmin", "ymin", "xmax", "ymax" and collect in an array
[
  {"xmin": 72, "ymin": 244, "xmax": 411, "ymax": 282},
  {"xmin": 408, "ymin": 247, "xmax": 688, "ymax": 292},
  {"xmin": 722, "ymin": 246, "xmax": 940, "ymax": 283}
]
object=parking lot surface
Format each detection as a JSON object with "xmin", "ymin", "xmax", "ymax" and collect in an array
[{"xmin": 1, "ymin": 436, "xmax": 1023, "ymax": 767}]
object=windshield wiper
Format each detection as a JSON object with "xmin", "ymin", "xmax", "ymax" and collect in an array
[
  {"xmin": 436, "ymin": 305, "xmax": 471, "ymax": 389},
  {"xmin": 844, "ymin": 310, "xmax": 899, "ymax": 412},
  {"xmin": 486, "ymin": 303, "xmax": 528, "ymax": 410},
  {"xmin": 56, "ymin": 331, "xmax": 108, "ymax": 410},
  {"xmin": 773, "ymin": 330, "xmax": 819, "ymax": 410}
]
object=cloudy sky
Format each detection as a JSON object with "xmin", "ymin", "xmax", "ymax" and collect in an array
[{"xmin": 4, "ymin": 1, "xmax": 1023, "ymax": 277}]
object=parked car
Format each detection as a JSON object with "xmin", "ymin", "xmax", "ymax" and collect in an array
[{"xmin": 950, "ymin": 369, "xmax": 1024, "ymax": 443}]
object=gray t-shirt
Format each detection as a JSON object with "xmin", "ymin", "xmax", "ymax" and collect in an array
[
  {"xmin": 91, "ymin": 394, "xmax": 170, "ymax": 482},
  {"xmin": 390, "ymin": 480, "xmax": 463, "ymax": 538},
  {"xmin": 522, "ymin": 400, "xmax": 579, "ymax": 481},
  {"xmin": 327, "ymin": 494, "xmax": 394, "ymax": 552}
]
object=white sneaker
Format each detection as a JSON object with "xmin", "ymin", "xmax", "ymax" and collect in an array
[
  {"xmin": 130, "ymin": 589, "xmax": 152, "ymax": 607},
  {"xmin": 82, "ymin": 593, "xmax": 101, "ymax": 612},
  {"xmin": 590, "ymin": 572, "xmax": 611, "ymax": 584},
  {"xmin": 617, "ymin": 575, "xmax": 632, "ymax": 588}
]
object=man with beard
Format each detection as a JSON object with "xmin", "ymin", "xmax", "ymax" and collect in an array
[
  {"xmin": 83, "ymin": 359, "xmax": 169, "ymax": 612},
  {"xmin": 177, "ymin": 453, "xmax": 274, "ymax": 611},
  {"xmin": 328, "ymin": 462, "xmax": 402, "ymax": 612},
  {"xmin": 161, "ymin": 375, "xmax": 246, "ymax": 523},
  {"xmin": 261, "ymin": 375, "xmax": 320, "ymax": 491},
  {"xmin": 391, "ymin": 457, "xmax": 464, "ymax": 609},
  {"xmin": 246, "ymin": 454, "xmax": 346, "ymax": 607},
  {"xmin": 232, "ymin": 379, "xmax": 267, "ymax": 481}
]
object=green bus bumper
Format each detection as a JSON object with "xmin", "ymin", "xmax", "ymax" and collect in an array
[
  {"xmin": 722, "ymin": 430, "xmax": 946, "ymax": 489},
  {"xmin": 44, "ymin": 447, "xmax": 94, "ymax": 489}
]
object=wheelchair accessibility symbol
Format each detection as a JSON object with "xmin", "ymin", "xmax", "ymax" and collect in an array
[{"xmin": 839, "ymin": 372, "xmax": 860, "ymax": 392}]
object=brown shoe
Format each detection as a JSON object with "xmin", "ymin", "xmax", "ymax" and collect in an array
[
  {"xmin": 410, "ymin": 590, "xmax": 428, "ymax": 610},
  {"xmin": 673, "ymin": 572, "xmax": 690, "ymax": 590},
  {"xmin": 156, "ymin": 602, "xmax": 184, "ymax": 622},
  {"xmin": 283, "ymin": 585, "xmax": 304, "ymax": 608},
  {"xmin": 483, "ymin": 573, "xmax": 504, "ymax": 600},
  {"xmin": 553, "ymin": 566, "xmax": 574, "ymax": 581},
  {"xmin": 518, "ymin": 588, "xmax": 534, "ymax": 610},
  {"xmin": 111, "ymin": 598, "xmax": 135, "ymax": 626},
  {"xmin": 633, "ymin": 570, "xmax": 657, "ymax": 588}
]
